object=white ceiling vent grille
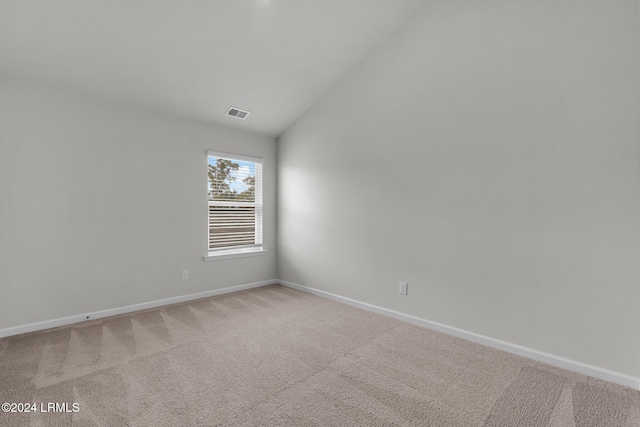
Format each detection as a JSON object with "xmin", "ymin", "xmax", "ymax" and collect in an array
[{"xmin": 226, "ymin": 107, "xmax": 250, "ymax": 120}]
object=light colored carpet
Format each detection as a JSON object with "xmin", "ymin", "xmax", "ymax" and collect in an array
[{"xmin": 0, "ymin": 284, "xmax": 638, "ymax": 426}]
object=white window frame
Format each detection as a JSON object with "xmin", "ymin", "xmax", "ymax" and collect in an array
[{"xmin": 203, "ymin": 150, "xmax": 266, "ymax": 261}]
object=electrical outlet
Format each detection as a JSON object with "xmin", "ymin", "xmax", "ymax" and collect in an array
[
  {"xmin": 399, "ymin": 282, "xmax": 408, "ymax": 295},
  {"xmin": 181, "ymin": 270, "xmax": 189, "ymax": 280}
]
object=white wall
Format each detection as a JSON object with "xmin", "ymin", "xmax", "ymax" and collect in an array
[
  {"xmin": 0, "ymin": 76, "xmax": 276, "ymax": 330},
  {"xmin": 278, "ymin": 0, "xmax": 640, "ymax": 377}
]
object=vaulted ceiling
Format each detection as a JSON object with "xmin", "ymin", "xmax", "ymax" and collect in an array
[{"xmin": 0, "ymin": 0, "xmax": 425, "ymax": 136}]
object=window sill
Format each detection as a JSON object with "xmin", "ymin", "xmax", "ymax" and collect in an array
[{"xmin": 203, "ymin": 247, "xmax": 267, "ymax": 261}]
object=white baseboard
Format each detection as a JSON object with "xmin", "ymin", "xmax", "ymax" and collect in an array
[
  {"xmin": 279, "ymin": 280, "xmax": 640, "ymax": 391},
  {"xmin": 0, "ymin": 279, "xmax": 277, "ymax": 339}
]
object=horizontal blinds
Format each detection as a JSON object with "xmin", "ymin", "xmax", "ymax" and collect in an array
[
  {"xmin": 208, "ymin": 205, "xmax": 257, "ymax": 249},
  {"xmin": 208, "ymin": 154, "xmax": 263, "ymax": 251}
]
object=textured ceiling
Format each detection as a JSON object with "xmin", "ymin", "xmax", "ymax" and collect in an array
[{"xmin": 0, "ymin": 0, "xmax": 425, "ymax": 136}]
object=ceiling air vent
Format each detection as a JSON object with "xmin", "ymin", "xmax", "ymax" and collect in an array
[{"xmin": 226, "ymin": 107, "xmax": 250, "ymax": 120}]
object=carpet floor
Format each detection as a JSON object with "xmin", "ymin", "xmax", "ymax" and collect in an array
[{"xmin": 0, "ymin": 284, "xmax": 638, "ymax": 426}]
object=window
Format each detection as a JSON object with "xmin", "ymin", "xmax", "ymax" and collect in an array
[{"xmin": 205, "ymin": 151, "xmax": 264, "ymax": 260}]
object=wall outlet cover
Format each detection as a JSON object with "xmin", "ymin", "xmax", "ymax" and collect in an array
[{"xmin": 399, "ymin": 282, "xmax": 408, "ymax": 295}]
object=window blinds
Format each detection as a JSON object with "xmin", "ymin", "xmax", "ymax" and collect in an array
[{"xmin": 207, "ymin": 152, "xmax": 263, "ymax": 251}]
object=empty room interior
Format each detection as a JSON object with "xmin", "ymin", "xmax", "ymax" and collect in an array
[{"xmin": 1, "ymin": 1, "xmax": 639, "ymax": 426}]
